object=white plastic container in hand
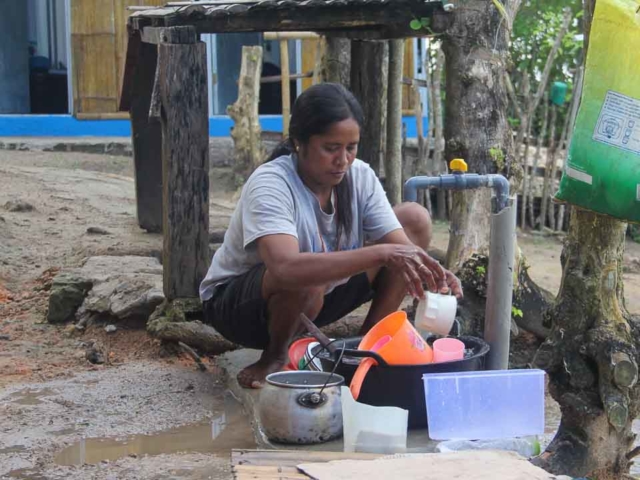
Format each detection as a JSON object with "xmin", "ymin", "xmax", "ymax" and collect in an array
[
  {"xmin": 415, "ymin": 292, "xmax": 457, "ymax": 336},
  {"xmin": 341, "ymin": 387, "xmax": 408, "ymax": 454},
  {"xmin": 422, "ymin": 369, "xmax": 545, "ymax": 440}
]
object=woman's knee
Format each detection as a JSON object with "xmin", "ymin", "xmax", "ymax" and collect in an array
[
  {"xmin": 394, "ymin": 202, "xmax": 432, "ymax": 237},
  {"xmin": 268, "ymin": 285, "xmax": 326, "ymax": 317}
]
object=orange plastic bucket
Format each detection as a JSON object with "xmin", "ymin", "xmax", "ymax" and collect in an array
[{"xmin": 350, "ymin": 311, "xmax": 433, "ymax": 400}]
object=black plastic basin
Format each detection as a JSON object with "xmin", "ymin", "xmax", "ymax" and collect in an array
[{"xmin": 311, "ymin": 335, "xmax": 490, "ymax": 429}]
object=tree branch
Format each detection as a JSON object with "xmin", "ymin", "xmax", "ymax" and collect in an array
[
  {"xmin": 505, "ymin": 72, "xmax": 523, "ymax": 123},
  {"xmin": 529, "ymin": 7, "xmax": 573, "ymax": 120}
]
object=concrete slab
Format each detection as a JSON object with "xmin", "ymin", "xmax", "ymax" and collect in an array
[{"xmin": 218, "ymin": 349, "xmax": 439, "ymax": 454}]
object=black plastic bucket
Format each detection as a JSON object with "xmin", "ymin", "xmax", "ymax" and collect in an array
[{"xmin": 312, "ymin": 335, "xmax": 490, "ymax": 429}]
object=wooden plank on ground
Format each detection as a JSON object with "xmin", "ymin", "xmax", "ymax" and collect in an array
[
  {"xmin": 234, "ymin": 464, "xmax": 309, "ymax": 479},
  {"xmin": 232, "ymin": 449, "xmax": 382, "ymax": 467}
]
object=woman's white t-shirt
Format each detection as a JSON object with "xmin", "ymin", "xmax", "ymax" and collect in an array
[{"xmin": 199, "ymin": 155, "xmax": 401, "ymax": 301}]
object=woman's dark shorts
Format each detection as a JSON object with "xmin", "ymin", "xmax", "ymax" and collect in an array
[{"xmin": 203, "ymin": 264, "xmax": 374, "ymax": 349}]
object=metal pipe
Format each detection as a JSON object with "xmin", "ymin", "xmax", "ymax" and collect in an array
[
  {"xmin": 404, "ymin": 173, "xmax": 510, "ymax": 212},
  {"xmin": 403, "ymin": 171, "xmax": 515, "ymax": 370},
  {"xmin": 484, "ymin": 197, "xmax": 517, "ymax": 370}
]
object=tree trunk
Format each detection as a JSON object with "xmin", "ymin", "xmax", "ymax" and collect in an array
[
  {"xmin": 532, "ymin": 1, "xmax": 640, "ymax": 474},
  {"xmin": 532, "ymin": 210, "xmax": 639, "ymax": 478},
  {"xmin": 350, "ymin": 40, "xmax": 388, "ymax": 176},
  {"xmin": 433, "ymin": 1, "xmax": 520, "ymax": 270},
  {"xmin": 385, "ymin": 39, "xmax": 404, "ymax": 206},
  {"xmin": 432, "ymin": 46, "xmax": 447, "ymax": 221},
  {"xmin": 228, "ymin": 46, "xmax": 265, "ymax": 185},
  {"xmin": 319, "ymin": 37, "xmax": 351, "ymax": 86},
  {"xmin": 538, "ymin": 104, "xmax": 557, "ymax": 230},
  {"xmin": 528, "ymin": 94, "xmax": 549, "ymax": 229}
]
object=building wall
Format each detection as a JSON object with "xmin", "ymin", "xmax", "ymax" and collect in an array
[
  {"xmin": 0, "ymin": 1, "xmax": 30, "ymax": 113},
  {"xmin": 70, "ymin": 0, "xmax": 165, "ymax": 115}
]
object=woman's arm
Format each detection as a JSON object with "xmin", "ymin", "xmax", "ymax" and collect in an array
[
  {"xmin": 256, "ymin": 233, "xmax": 444, "ymax": 296},
  {"xmin": 376, "ymin": 228, "xmax": 463, "ymax": 299}
]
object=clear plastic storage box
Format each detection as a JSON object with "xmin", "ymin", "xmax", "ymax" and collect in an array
[{"xmin": 422, "ymin": 369, "xmax": 545, "ymax": 440}]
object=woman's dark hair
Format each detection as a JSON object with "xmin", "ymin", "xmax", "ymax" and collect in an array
[{"xmin": 267, "ymin": 83, "xmax": 364, "ymax": 248}]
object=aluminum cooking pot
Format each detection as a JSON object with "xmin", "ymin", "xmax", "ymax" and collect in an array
[{"xmin": 258, "ymin": 371, "xmax": 344, "ymax": 444}]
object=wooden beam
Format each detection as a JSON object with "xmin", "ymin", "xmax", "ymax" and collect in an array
[
  {"xmin": 231, "ymin": 449, "xmax": 382, "ymax": 467},
  {"xmin": 158, "ymin": 40, "xmax": 210, "ymax": 299},
  {"xmin": 128, "ymin": 2, "xmax": 445, "ymax": 39},
  {"xmin": 260, "ymin": 71, "xmax": 313, "ymax": 84},
  {"xmin": 264, "ymin": 31, "xmax": 320, "ymax": 40},
  {"xmin": 76, "ymin": 112, "xmax": 130, "ymax": 120},
  {"xmin": 229, "ymin": 46, "xmax": 265, "ymax": 183},
  {"xmin": 129, "ymin": 37, "xmax": 163, "ymax": 233},
  {"xmin": 280, "ymin": 39, "xmax": 291, "ymax": 137},
  {"xmin": 350, "ymin": 40, "xmax": 388, "ymax": 176},
  {"xmin": 120, "ymin": 26, "xmax": 140, "ymax": 112},
  {"xmin": 385, "ymin": 39, "xmax": 404, "ymax": 206},
  {"xmin": 142, "ymin": 25, "xmax": 198, "ymax": 44}
]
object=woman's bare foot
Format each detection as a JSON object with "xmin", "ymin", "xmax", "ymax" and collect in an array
[{"xmin": 237, "ymin": 352, "xmax": 287, "ymax": 389}]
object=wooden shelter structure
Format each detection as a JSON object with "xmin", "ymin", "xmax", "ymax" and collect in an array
[{"xmin": 119, "ymin": 0, "xmax": 445, "ymax": 300}]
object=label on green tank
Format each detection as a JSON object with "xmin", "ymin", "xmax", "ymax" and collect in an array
[
  {"xmin": 593, "ymin": 91, "xmax": 640, "ymax": 155},
  {"xmin": 555, "ymin": 0, "xmax": 640, "ymax": 222}
]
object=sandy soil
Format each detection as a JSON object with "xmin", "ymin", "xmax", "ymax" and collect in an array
[
  {"xmin": 1, "ymin": 150, "xmax": 640, "ymax": 478},
  {"xmin": 0, "ymin": 151, "xmax": 245, "ymax": 479}
]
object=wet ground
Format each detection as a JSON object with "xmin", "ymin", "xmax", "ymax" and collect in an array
[
  {"xmin": 3, "ymin": 150, "xmax": 640, "ymax": 478},
  {"xmin": 0, "ymin": 362, "xmax": 255, "ymax": 479}
]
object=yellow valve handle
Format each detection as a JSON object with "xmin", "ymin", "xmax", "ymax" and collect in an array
[{"xmin": 450, "ymin": 158, "xmax": 468, "ymax": 173}]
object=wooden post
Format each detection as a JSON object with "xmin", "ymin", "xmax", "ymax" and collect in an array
[
  {"xmin": 412, "ymin": 81, "xmax": 431, "ymax": 212},
  {"xmin": 319, "ymin": 37, "xmax": 350, "ymax": 86},
  {"xmin": 350, "ymin": 40, "xmax": 388, "ymax": 176},
  {"xmin": 313, "ymin": 37, "xmax": 323, "ymax": 85},
  {"xmin": 431, "ymin": 47, "xmax": 446, "ymax": 220},
  {"xmin": 155, "ymin": 27, "xmax": 210, "ymax": 299},
  {"xmin": 228, "ymin": 46, "xmax": 265, "ymax": 184},
  {"xmin": 385, "ymin": 39, "xmax": 404, "ymax": 206},
  {"xmin": 280, "ymin": 39, "xmax": 291, "ymax": 137},
  {"xmin": 128, "ymin": 32, "xmax": 163, "ymax": 233}
]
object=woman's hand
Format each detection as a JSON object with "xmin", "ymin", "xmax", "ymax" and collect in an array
[
  {"xmin": 443, "ymin": 269, "xmax": 464, "ymax": 299},
  {"xmin": 383, "ymin": 245, "xmax": 447, "ymax": 299}
]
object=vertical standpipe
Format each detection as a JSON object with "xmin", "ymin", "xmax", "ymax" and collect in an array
[
  {"xmin": 484, "ymin": 196, "xmax": 517, "ymax": 370},
  {"xmin": 403, "ymin": 173, "xmax": 516, "ymax": 370}
]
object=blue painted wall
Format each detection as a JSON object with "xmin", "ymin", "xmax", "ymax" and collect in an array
[{"xmin": 0, "ymin": 114, "xmax": 429, "ymax": 139}]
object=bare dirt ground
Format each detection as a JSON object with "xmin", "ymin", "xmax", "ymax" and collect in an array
[{"xmin": 2, "ymin": 150, "xmax": 640, "ymax": 479}]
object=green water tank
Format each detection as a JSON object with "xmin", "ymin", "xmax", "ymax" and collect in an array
[{"xmin": 550, "ymin": 81, "xmax": 568, "ymax": 106}]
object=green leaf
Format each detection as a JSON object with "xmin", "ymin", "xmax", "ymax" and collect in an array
[
  {"xmin": 410, "ymin": 19, "xmax": 422, "ymax": 30},
  {"xmin": 532, "ymin": 438, "xmax": 541, "ymax": 456},
  {"xmin": 420, "ymin": 17, "xmax": 430, "ymax": 27}
]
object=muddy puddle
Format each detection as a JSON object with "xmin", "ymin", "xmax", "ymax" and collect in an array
[
  {"xmin": 52, "ymin": 394, "xmax": 255, "ymax": 467},
  {"xmin": 7, "ymin": 388, "xmax": 56, "ymax": 406}
]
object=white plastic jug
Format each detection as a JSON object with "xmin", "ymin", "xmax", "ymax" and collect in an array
[{"xmin": 341, "ymin": 387, "xmax": 408, "ymax": 454}]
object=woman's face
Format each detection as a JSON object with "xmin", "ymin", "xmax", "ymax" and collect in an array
[{"xmin": 297, "ymin": 118, "xmax": 360, "ymax": 190}]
